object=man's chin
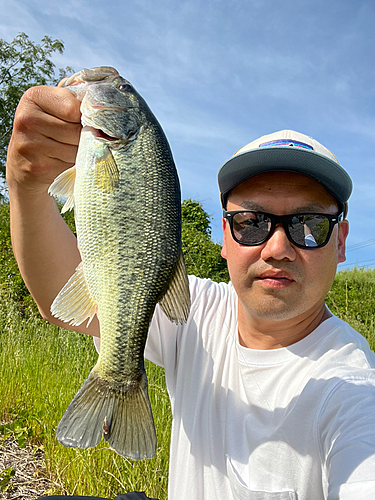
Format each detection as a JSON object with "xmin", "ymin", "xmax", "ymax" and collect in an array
[{"xmin": 242, "ymin": 297, "xmax": 304, "ymax": 322}]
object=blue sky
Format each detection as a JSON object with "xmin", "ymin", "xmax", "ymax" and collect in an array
[{"xmin": 2, "ymin": 0, "xmax": 375, "ymax": 269}]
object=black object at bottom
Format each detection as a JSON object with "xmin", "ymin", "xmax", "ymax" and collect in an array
[
  {"xmin": 38, "ymin": 493, "xmax": 158, "ymax": 500},
  {"xmin": 38, "ymin": 497, "xmax": 108, "ymax": 500}
]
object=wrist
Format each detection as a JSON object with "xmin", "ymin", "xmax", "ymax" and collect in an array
[
  {"xmin": 6, "ymin": 162, "xmax": 54, "ymax": 197},
  {"xmin": 7, "ymin": 177, "xmax": 58, "ymax": 220}
]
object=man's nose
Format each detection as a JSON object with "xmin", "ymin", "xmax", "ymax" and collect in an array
[{"xmin": 260, "ymin": 224, "xmax": 297, "ymax": 262}]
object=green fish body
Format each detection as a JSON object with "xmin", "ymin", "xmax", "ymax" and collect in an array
[{"xmin": 49, "ymin": 67, "xmax": 190, "ymax": 460}]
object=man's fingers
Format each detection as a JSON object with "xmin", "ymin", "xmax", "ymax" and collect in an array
[
  {"xmin": 9, "ymin": 139, "xmax": 77, "ymax": 191},
  {"xmin": 14, "ymin": 102, "xmax": 82, "ymax": 147},
  {"xmin": 17, "ymin": 134, "xmax": 79, "ymax": 167},
  {"xmin": 13, "ymin": 85, "xmax": 82, "ymax": 151},
  {"xmin": 6, "ymin": 85, "xmax": 82, "ymax": 192},
  {"xmin": 23, "ymin": 85, "xmax": 81, "ymax": 124}
]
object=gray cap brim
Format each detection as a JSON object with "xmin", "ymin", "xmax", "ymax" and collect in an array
[{"xmin": 218, "ymin": 146, "xmax": 353, "ymax": 209}]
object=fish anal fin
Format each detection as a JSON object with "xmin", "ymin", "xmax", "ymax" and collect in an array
[
  {"xmin": 159, "ymin": 249, "xmax": 191, "ymax": 324},
  {"xmin": 50, "ymin": 262, "xmax": 97, "ymax": 327},
  {"xmin": 94, "ymin": 147, "xmax": 119, "ymax": 193},
  {"xmin": 48, "ymin": 166, "xmax": 76, "ymax": 213},
  {"xmin": 57, "ymin": 368, "xmax": 156, "ymax": 460}
]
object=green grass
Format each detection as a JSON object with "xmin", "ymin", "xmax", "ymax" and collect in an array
[
  {"xmin": 0, "ymin": 300, "xmax": 172, "ymax": 499},
  {"xmin": 327, "ymin": 267, "xmax": 375, "ymax": 350}
]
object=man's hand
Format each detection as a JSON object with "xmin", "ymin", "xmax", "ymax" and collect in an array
[
  {"xmin": 6, "ymin": 85, "xmax": 81, "ymax": 193},
  {"xmin": 6, "ymin": 85, "xmax": 100, "ymax": 338}
]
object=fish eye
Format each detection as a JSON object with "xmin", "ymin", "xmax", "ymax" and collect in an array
[{"xmin": 118, "ymin": 83, "xmax": 132, "ymax": 91}]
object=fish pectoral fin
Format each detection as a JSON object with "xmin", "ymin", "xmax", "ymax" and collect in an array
[
  {"xmin": 48, "ymin": 165, "xmax": 76, "ymax": 213},
  {"xmin": 159, "ymin": 249, "xmax": 191, "ymax": 324},
  {"xmin": 94, "ymin": 146, "xmax": 120, "ymax": 193},
  {"xmin": 57, "ymin": 368, "xmax": 156, "ymax": 460},
  {"xmin": 50, "ymin": 262, "xmax": 97, "ymax": 327}
]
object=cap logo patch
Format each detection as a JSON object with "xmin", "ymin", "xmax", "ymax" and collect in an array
[{"xmin": 259, "ymin": 139, "xmax": 313, "ymax": 150}]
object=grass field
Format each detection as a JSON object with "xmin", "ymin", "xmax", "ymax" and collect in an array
[
  {"xmin": 326, "ymin": 267, "xmax": 375, "ymax": 350},
  {"xmin": 0, "ymin": 301, "xmax": 172, "ymax": 499}
]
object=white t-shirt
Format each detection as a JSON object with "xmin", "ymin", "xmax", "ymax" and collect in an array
[{"xmin": 95, "ymin": 276, "xmax": 375, "ymax": 499}]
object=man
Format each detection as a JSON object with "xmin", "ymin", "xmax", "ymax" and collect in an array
[{"xmin": 6, "ymin": 86, "xmax": 375, "ymax": 500}]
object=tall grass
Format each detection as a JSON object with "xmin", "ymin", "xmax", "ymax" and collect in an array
[
  {"xmin": 327, "ymin": 267, "xmax": 375, "ymax": 350},
  {"xmin": 0, "ymin": 300, "xmax": 172, "ymax": 499}
]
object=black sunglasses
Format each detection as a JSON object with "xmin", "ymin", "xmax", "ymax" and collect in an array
[{"xmin": 223, "ymin": 210, "xmax": 343, "ymax": 249}]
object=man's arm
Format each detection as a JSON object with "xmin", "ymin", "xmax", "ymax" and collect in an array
[{"xmin": 6, "ymin": 85, "xmax": 100, "ymax": 337}]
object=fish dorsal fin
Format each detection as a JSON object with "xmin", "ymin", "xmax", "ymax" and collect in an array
[
  {"xmin": 94, "ymin": 147, "xmax": 120, "ymax": 193},
  {"xmin": 48, "ymin": 165, "xmax": 76, "ymax": 213},
  {"xmin": 50, "ymin": 262, "xmax": 97, "ymax": 327},
  {"xmin": 159, "ymin": 250, "xmax": 191, "ymax": 324}
]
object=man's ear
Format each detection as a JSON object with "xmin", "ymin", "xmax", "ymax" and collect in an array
[
  {"xmin": 221, "ymin": 218, "xmax": 227, "ymax": 260},
  {"xmin": 337, "ymin": 220, "xmax": 349, "ymax": 263}
]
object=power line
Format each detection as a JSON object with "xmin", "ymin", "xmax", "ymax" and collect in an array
[
  {"xmin": 338, "ymin": 258, "xmax": 375, "ymax": 269},
  {"xmin": 346, "ymin": 238, "xmax": 375, "ymax": 252}
]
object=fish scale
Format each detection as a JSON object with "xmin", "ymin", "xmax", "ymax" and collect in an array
[{"xmin": 48, "ymin": 66, "xmax": 190, "ymax": 460}]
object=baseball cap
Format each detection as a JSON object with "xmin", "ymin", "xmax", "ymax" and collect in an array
[{"xmin": 218, "ymin": 130, "xmax": 352, "ymax": 212}]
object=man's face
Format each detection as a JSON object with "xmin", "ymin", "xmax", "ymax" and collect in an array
[{"xmin": 221, "ymin": 171, "xmax": 349, "ymax": 323}]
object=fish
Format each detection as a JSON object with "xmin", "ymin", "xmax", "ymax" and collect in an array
[{"xmin": 48, "ymin": 66, "xmax": 190, "ymax": 460}]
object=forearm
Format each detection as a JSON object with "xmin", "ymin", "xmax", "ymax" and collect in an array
[{"xmin": 8, "ymin": 182, "xmax": 100, "ymax": 336}]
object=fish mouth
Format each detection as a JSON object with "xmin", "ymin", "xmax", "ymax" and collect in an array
[{"xmin": 87, "ymin": 126, "xmax": 119, "ymax": 142}]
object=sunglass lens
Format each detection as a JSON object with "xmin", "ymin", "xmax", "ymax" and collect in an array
[
  {"xmin": 232, "ymin": 213, "xmax": 271, "ymax": 244},
  {"xmin": 288, "ymin": 215, "xmax": 330, "ymax": 247}
]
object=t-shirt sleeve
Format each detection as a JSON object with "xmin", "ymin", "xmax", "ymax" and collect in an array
[
  {"xmin": 318, "ymin": 374, "xmax": 375, "ymax": 499},
  {"xmin": 144, "ymin": 275, "xmax": 208, "ymax": 368},
  {"xmin": 144, "ymin": 302, "xmax": 180, "ymax": 368}
]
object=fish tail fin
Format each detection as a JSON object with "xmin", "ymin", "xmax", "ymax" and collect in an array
[{"xmin": 57, "ymin": 369, "xmax": 156, "ymax": 460}]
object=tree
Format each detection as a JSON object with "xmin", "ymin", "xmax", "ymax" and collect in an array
[
  {"xmin": 0, "ymin": 32, "xmax": 73, "ymax": 188},
  {"xmin": 181, "ymin": 199, "xmax": 229, "ymax": 283},
  {"xmin": 181, "ymin": 198, "xmax": 211, "ymax": 236}
]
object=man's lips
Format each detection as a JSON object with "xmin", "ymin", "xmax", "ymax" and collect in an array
[{"xmin": 256, "ymin": 271, "xmax": 296, "ymax": 288}]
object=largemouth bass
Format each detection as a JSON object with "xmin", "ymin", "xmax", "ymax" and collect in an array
[{"xmin": 48, "ymin": 66, "xmax": 190, "ymax": 460}]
